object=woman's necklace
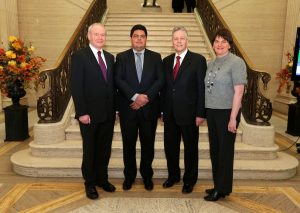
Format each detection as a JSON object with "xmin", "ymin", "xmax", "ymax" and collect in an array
[{"xmin": 206, "ymin": 55, "xmax": 229, "ymax": 94}]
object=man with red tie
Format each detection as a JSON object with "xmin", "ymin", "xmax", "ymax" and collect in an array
[
  {"xmin": 161, "ymin": 26, "xmax": 207, "ymax": 193},
  {"xmin": 71, "ymin": 23, "xmax": 116, "ymax": 200}
]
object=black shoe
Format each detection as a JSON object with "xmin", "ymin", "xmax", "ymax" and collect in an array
[
  {"xmin": 123, "ymin": 179, "xmax": 134, "ymax": 190},
  {"xmin": 162, "ymin": 179, "xmax": 179, "ymax": 188},
  {"xmin": 205, "ymin": 188, "xmax": 214, "ymax": 194},
  {"xmin": 85, "ymin": 185, "xmax": 99, "ymax": 200},
  {"xmin": 143, "ymin": 179, "xmax": 154, "ymax": 191},
  {"xmin": 182, "ymin": 183, "xmax": 193, "ymax": 194},
  {"xmin": 97, "ymin": 181, "xmax": 116, "ymax": 192},
  {"xmin": 204, "ymin": 191, "xmax": 226, "ymax": 201}
]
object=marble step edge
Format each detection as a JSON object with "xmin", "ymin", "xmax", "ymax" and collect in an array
[
  {"xmin": 29, "ymin": 139, "xmax": 278, "ymax": 160},
  {"xmin": 64, "ymin": 125, "xmax": 242, "ymax": 142},
  {"xmin": 105, "ymin": 22, "xmax": 199, "ymax": 26},
  {"xmin": 106, "ymin": 36, "xmax": 205, "ymax": 41},
  {"xmin": 105, "ymin": 40, "xmax": 206, "ymax": 45},
  {"xmin": 11, "ymin": 149, "xmax": 298, "ymax": 179},
  {"xmin": 106, "ymin": 31, "xmax": 204, "ymax": 35},
  {"xmin": 104, "ymin": 26, "xmax": 201, "ymax": 31},
  {"xmin": 107, "ymin": 13, "xmax": 195, "ymax": 17}
]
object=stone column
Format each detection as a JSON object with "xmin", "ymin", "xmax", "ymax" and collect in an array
[
  {"xmin": 0, "ymin": 0, "xmax": 19, "ymax": 112},
  {"xmin": 273, "ymin": 0, "xmax": 300, "ymax": 115}
]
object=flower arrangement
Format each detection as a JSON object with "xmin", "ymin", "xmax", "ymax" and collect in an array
[
  {"xmin": 276, "ymin": 52, "xmax": 293, "ymax": 93},
  {"xmin": 0, "ymin": 36, "xmax": 45, "ymax": 96}
]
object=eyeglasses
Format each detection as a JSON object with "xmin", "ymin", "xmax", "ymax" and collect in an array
[{"xmin": 206, "ymin": 69, "xmax": 217, "ymax": 94}]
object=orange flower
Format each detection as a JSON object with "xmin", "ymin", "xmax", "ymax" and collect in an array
[{"xmin": 0, "ymin": 36, "xmax": 46, "ymax": 95}]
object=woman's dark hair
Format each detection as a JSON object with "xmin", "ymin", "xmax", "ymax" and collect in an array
[
  {"xmin": 212, "ymin": 28, "xmax": 233, "ymax": 46},
  {"xmin": 130, "ymin": 24, "xmax": 148, "ymax": 37}
]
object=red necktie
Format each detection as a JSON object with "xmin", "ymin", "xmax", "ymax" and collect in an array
[
  {"xmin": 173, "ymin": 56, "xmax": 181, "ymax": 80},
  {"xmin": 97, "ymin": 51, "xmax": 107, "ymax": 81}
]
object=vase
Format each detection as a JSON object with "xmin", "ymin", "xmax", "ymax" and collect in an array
[{"xmin": 7, "ymin": 80, "xmax": 26, "ymax": 106}]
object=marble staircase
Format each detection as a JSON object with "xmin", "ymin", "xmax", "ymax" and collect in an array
[{"xmin": 10, "ymin": 12, "xmax": 298, "ymax": 179}]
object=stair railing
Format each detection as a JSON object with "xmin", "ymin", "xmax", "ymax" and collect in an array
[
  {"xmin": 197, "ymin": 0, "xmax": 272, "ymax": 126},
  {"xmin": 37, "ymin": 0, "xmax": 107, "ymax": 123}
]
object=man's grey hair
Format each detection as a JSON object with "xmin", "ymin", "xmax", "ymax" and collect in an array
[
  {"xmin": 172, "ymin": 26, "xmax": 188, "ymax": 38},
  {"xmin": 88, "ymin": 23, "xmax": 106, "ymax": 34}
]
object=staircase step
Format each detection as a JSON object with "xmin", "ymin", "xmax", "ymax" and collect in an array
[
  {"xmin": 105, "ymin": 40, "xmax": 207, "ymax": 47},
  {"xmin": 106, "ymin": 30, "xmax": 206, "ymax": 36},
  {"xmin": 29, "ymin": 139, "xmax": 278, "ymax": 160},
  {"xmin": 104, "ymin": 26, "xmax": 201, "ymax": 32},
  {"xmin": 108, "ymin": 13, "xmax": 195, "ymax": 18},
  {"xmin": 65, "ymin": 123, "xmax": 242, "ymax": 142},
  {"xmin": 11, "ymin": 149, "xmax": 298, "ymax": 179},
  {"xmin": 107, "ymin": 35, "xmax": 205, "ymax": 42},
  {"xmin": 105, "ymin": 21, "xmax": 199, "ymax": 27}
]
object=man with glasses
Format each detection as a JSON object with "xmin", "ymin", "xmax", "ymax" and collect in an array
[{"xmin": 115, "ymin": 24, "xmax": 164, "ymax": 191}]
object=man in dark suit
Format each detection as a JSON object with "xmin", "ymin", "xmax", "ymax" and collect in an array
[
  {"xmin": 71, "ymin": 23, "xmax": 116, "ymax": 200},
  {"xmin": 115, "ymin": 24, "xmax": 164, "ymax": 191},
  {"xmin": 161, "ymin": 26, "xmax": 206, "ymax": 193}
]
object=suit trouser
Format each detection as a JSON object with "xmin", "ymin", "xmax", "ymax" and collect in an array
[
  {"xmin": 164, "ymin": 114, "xmax": 199, "ymax": 185},
  {"xmin": 120, "ymin": 113, "xmax": 157, "ymax": 181},
  {"xmin": 206, "ymin": 108, "xmax": 240, "ymax": 195},
  {"xmin": 79, "ymin": 120, "xmax": 114, "ymax": 187}
]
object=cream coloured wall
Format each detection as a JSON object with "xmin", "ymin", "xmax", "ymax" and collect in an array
[
  {"xmin": 16, "ymin": 0, "xmax": 92, "ymax": 106},
  {"xmin": 17, "ymin": 0, "xmax": 92, "ymax": 69},
  {"xmin": 0, "ymin": 0, "xmax": 19, "ymax": 48},
  {"xmin": 213, "ymin": 0, "xmax": 287, "ymax": 102}
]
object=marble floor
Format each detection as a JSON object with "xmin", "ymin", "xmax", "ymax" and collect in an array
[{"xmin": 0, "ymin": 115, "xmax": 300, "ymax": 212}]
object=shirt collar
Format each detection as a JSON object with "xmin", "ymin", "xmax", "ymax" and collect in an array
[
  {"xmin": 175, "ymin": 49, "xmax": 188, "ymax": 59},
  {"xmin": 133, "ymin": 49, "xmax": 145, "ymax": 55},
  {"xmin": 89, "ymin": 44, "xmax": 103, "ymax": 55}
]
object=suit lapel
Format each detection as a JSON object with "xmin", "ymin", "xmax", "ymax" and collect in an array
[
  {"xmin": 167, "ymin": 53, "xmax": 176, "ymax": 82},
  {"xmin": 103, "ymin": 50, "xmax": 112, "ymax": 82},
  {"xmin": 86, "ymin": 47, "xmax": 100, "ymax": 71},
  {"xmin": 174, "ymin": 50, "xmax": 191, "ymax": 81},
  {"xmin": 129, "ymin": 49, "xmax": 141, "ymax": 84}
]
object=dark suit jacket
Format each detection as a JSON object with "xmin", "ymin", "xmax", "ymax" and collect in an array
[
  {"xmin": 71, "ymin": 46, "xmax": 115, "ymax": 123},
  {"xmin": 115, "ymin": 48, "xmax": 164, "ymax": 120},
  {"xmin": 162, "ymin": 50, "xmax": 207, "ymax": 125}
]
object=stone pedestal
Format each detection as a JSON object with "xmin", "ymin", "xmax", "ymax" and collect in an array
[{"xmin": 273, "ymin": 93, "xmax": 297, "ymax": 115}]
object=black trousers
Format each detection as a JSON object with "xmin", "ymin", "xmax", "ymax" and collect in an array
[
  {"xmin": 79, "ymin": 120, "xmax": 114, "ymax": 187},
  {"xmin": 206, "ymin": 108, "xmax": 241, "ymax": 195},
  {"xmin": 185, "ymin": 0, "xmax": 196, "ymax": 12},
  {"xmin": 164, "ymin": 114, "xmax": 199, "ymax": 185},
  {"xmin": 120, "ymin": 113, "xmax": 157, "ymax": 181}
]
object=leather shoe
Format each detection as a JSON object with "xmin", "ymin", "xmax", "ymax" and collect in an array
[
  {"xmin": 162, "ymin": 179, "xmax": 179, "ymax": 188},
  {"xmin": 204, "ymin": 190, "xmax": 225, "ymax": 201},
  {"xmin": 85, "ymin": 185, "xmax": 98, "ymax": 200},
  {"xmin": 182, "ymin": 184, "xmax": 193, "ymax": 194},
  {"xmin": 143, "ymin": 179, "xmax": 154, "ymax": 191},
  {"xmin": 97, "ymin": 181, "xmax": 116, "ymax": 192},
  {"xmin": 205, "ymin": 188, "xmax": 214, "ymax": 194},
  {"xmin": 123, "ymin": 179, "xmax": 134, "ymax": 190}
]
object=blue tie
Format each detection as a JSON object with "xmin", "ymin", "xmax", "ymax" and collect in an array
[{"xmin": 136, "ymin": 53, "xmax": 143, "ymax": 82}]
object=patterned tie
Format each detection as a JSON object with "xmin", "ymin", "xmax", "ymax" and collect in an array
[
  {"xmin": 97, "ymin": 51, "xmax": 107, "ymax": 81},
  {"xmin": 136, "ymin": 52, "xmax": 143, "ymax": 82},
  {"xmin": 173, "ymin": 56, "xmax": 181, "ymax": 80}
]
